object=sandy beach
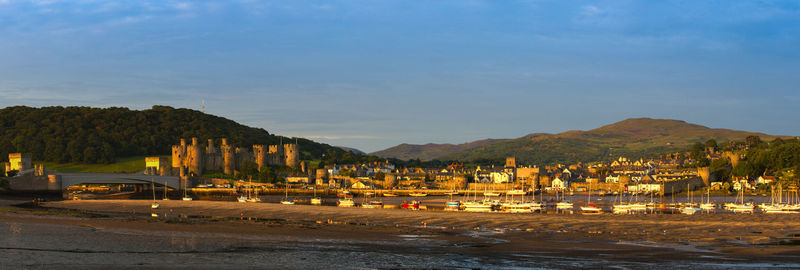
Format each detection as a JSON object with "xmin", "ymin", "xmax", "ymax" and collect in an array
[{"xmin": 2, "ymin": 198, "xmax": 799, "ymax": 269}]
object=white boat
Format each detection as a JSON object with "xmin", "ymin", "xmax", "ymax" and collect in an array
[
  {"xmin": 338, "ymin": 198, "xmax": 355, "ymax": 207},
  {"xmin": 483, "ymin": 192, "xmax": 500, "ymax": 197},
  {"xmin": 556, "ymin": 201, "xmax": 574, "ymax": 210},
  {"xmin": 280, "ymin": 184, "xmax": 293, "ymax": 205},
  {"xmin": 581, "ymin": 205, "xmax": 602, "ymax": 214},
  {"xmin": 681, "ymin": 206, "xmax": 702, "ymax": 215},
  {"xmin": 280, "ymin": 199, "xmax": 295, "ymax": 205},
  {"xmin": 612, "ymin": 204, "xmax": 630, "ymax": 214},
  {"xmin": 726, "ymin": 203, "xmax": 754, "ymax": 213},
  {"xmin": 181, "ymin": 177, "xmax": 192, "ymax": 201},
  {"xmin": 761, "ymin": 204, "xmax": 788, "ymax": 213},
  {"xmin": 680, "ymin": 184, "xmax": 702, "ymax": 215},
  {"xmin": 445, "ymin": 200, "xmax": 461, "ymax": 209},
  {"xmin": 699, "ymin": 188, "xmax": 715, "ymax": 210},
  {"xmin": 310, "ymin": 197, "xmax": 323, "ymax": 205},
  {"xmin": 726, "ymin": 188, "xmax": 753, "ymax": 213},
  {"xmin": 529, "ymin": 202, "xmax": 543, "ymax": 212},
  {"xmin": 310, "ymin": 185, "xmax": 322, "ymax": 205},
  {"xmin": 501, "ymin": 202, "xmax": 533, "ymax": 213},
  {"xmin": 463, "ymin": 200, "xmax": 494, "ymax": 212},
  {"xmin": 506, "ymin": 189, "xmax": 526, "ymax": 196},
  {"xmin": 555, "ymin": 189, "xmax": 573, "ymax": 210},
  {"xmin": 237, "ymin": 195, "xmax": 247, "ymax": 203},
  {"xmin": 150, "ymin": 178, "xmax": 160, "ymax": 209},
  {"xmin": 699, "ymin": 203, "xmax": 716, "ymax": 210},
  {"xmin": 783, "ymin": 204, "xmax": 800, "ymax": 212},
  {"xmin": 628, "ymin": 203, "xmax": 647, "ymax": 212},
  {"xmin": 760, "ymin": 186, "xmax": 798, "ymax": 213},
  {"xmin": 361, "ymin": 201, "xmax": 383, "ymax": 209}
]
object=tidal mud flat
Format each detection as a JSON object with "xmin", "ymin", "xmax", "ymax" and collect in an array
[{"xmin": 1, "ymin": 199, "xmax": 799, "ymax": 269}]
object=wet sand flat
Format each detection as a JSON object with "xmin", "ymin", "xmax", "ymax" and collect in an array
[
  {"xmin": 1, "ymin": 199, "xmax": 798, "ymax": 269},
  {"xmin": 45, "ymin": 200, "xmax": 800, "ymax": 252}
]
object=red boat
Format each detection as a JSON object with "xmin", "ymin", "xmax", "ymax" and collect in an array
[
  {"xmin": 580, "ymin": 204, "xmax": 602, "ymax": 214},
  {"xmin": 402, "ymin": 200, "xmax": 420, "ymax": 209}
]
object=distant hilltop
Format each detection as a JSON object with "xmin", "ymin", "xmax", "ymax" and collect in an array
[
  {"xmin": 0, "ymin": 105, "xmax": 346, "ymax": 164},
  {"xmin": 371, "ymin": 118, "xmax": 793, "ymax": 164}
]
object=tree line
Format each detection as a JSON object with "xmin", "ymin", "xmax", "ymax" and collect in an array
[
  {"xmin": 0, "ymin": 106, "xmax": 347, "ymax": 164},
  {"xmin": 684, "ymin": 136, "xmax": 800, "ymax": 184}
]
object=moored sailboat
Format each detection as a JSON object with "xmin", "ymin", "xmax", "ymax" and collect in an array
[{"xmin": 280, "ymin": 184, "xmax": 295, "ymax": 205}]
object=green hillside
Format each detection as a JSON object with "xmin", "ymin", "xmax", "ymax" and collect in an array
[
  {"xmin": 0, "ymin": 106, "xmax": 347, "ymax": 164},
  {"xmin": 434, "ymin": 118, "xmax": 790, "ymax": 164}
]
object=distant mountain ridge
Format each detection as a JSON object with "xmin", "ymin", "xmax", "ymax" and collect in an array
[
  {"xmin": 373, "ymin": 118, "xmax": 791, "ymax": 164},
  {"xmin": 336, "ymin": 146, "xmax": 366, "ymax": 155},
  {"xmin": 370, "ymin": 138, "xmax": 508, "ymax": 161}
]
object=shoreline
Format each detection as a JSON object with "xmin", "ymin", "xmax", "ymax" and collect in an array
[{"xmin": 3, "ymin": 199, "xmax": 800, "ymax": 268}]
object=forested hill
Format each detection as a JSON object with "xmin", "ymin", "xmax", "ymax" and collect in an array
[
  {"xmin": 372, "ymin": 118, "xmax": 791, "ymax": 165},
  {"xmin": 439, "ymin": 118, "xmax": 790, "ymax": 164},
  {"xmin": 0, "ymin": 106, "xmax": 348, "ymax": 163}
]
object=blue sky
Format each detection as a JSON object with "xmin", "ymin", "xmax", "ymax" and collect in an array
[{"xmin": 0, "ymin": 0, "xmax": 799, "ymax": 152}]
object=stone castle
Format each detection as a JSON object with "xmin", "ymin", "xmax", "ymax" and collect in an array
[{"xmin": 170, "ymin": 137, "xmax": 299, "ymax": 177}]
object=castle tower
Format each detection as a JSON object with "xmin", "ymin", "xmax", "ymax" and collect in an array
[
  {"xmin": 171, "ymin": 139, "xmax": 187, "ymax": 168},
  {"xmin": 206, "ymin": 139, "xmax": 216, "ymax": 154},
  {"xmin": 222, "ymin": 138, "xmax": 235, "ymax": 175},
  {"xmin": 253, "ymin": 144, "xmax": 267, "ymax": 169},
  {"xmin": 188, "ymin": 137, "xmax": 203, "ymax": 176},
  {"xmin": 284, "ymin": 144, "xmax": 299, "ymax": 169}
]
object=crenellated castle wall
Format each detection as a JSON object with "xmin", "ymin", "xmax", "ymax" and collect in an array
[{"xmin": 171, "ymin": 137, "xmax": 299, "ymax": 176}]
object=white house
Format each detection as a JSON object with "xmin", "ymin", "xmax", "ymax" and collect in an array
[
  {"xmin": 628, "ymin": 183, "xmax": 660, "ymax": 193},
  {"xmin": 757, "ymin": 176, "xmax": 777, "ymax": 185},
  {"xmin": 551, "ymin": 177, "xmax": 567, "ymax": 189},
  {"xmin": 490, "ymin": 172, "xmax": 513, "ymax": 183},
  {"xmin": 733, "ymin": 180, "xmax": 755, "ymax": 191}
]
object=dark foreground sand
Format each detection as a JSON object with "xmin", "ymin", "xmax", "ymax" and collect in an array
[{"xmin": 1, "ymin": 199, "xmax": 799, "ymax": 269}]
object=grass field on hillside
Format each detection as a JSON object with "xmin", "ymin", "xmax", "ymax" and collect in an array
[{"xmin": 42, "ymin": 156, "xmax": 168, "ymax": 173}]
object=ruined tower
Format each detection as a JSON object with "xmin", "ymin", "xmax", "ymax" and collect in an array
[
  {"xmin": 188, "ymin": 137, "xmax": 203, "ymax": 176},
  {"xmin": 171, "ymin": 139, "xmax": 187, "ymax": 169},
  {"xmin": 284, "ymin": 143, "xmax": 299, "ymax": 169},
  {"xmin": 222, "ymin": 138, "xmax": 235, "ymax": 175},
  {"xmin": 253, "ymin": 144, "xmax": 268, "ymax": 169}
]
